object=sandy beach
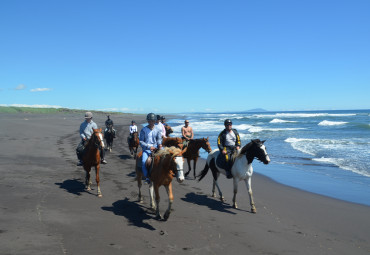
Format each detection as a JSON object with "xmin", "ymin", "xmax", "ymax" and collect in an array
[{"xmin": 0, "ymin": 112, "xmax": 369, "ymax": 255}]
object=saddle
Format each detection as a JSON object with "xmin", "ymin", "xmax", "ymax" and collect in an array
[{"xmin": 216, "ymin": 150, "xmax": 237, "ymax": 171}]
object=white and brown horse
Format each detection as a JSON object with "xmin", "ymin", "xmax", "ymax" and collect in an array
[
  {"xmin": 198, "ymin": 139, "xmax": 270, "ymax": 213},
  {"xmin": 135, "ymin": 147, "xmax": 184, "ymax": 220}
]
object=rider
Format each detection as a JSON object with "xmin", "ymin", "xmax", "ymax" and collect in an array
[
  {"xmin": 129, "ymin": 120, "xmax": 138, "ymax": 142},
  {"xmin": 139, "ymin": 113, "xmax": 163, "ymax": 184},
  {"xmin": 217, "ymin": 119, "xmax": 241, "ymax": 179},
  {"xmin": 104, "ymin": 115, "xmax": 116, "ymax": 138},
  {"xmin": 76, "ymin": 112, "xmax": 107, "ymax": 166},
  {"xmin": 160, "ymin": 116, "xmax": 167, "ymax": 126},
  {"xmin": 181, "ymin": 120, "xmax": 193, "ymax": 147},
  {"xmin": 155, "ymin": 114, "xmax": 166, "ymax": 138}
]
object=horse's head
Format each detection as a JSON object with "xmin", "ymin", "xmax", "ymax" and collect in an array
[
  {"xmin": 169, "ymin": 147, "xmax": 185, "ymax": 183},
  {"xmin": 165, "ymin": 125, "xmax": 173, "ymax": 136},
  {"xmin": 201, "ymin": 137, "xmax": 212, "ymax": 153},
  {"xmin": 251, "ymin": 139, "xmax": 270, "ymax": 164},
  {"xmin": 92, "ymin": 128, "xmax": 105, "ymax": 149}
]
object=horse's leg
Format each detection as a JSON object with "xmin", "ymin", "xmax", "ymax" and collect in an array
[
  {"xmin": 95, "ymin": 165, "xmax": 102, "ymax": 197},
  {"xmin": 193, "ymin": 157, "xmax": 198, "ymax": 179},
  {"xmin": 85, "ymin": 167, "xmax": 92, "ymax": 191},
  {"xmin": 154, "ymin": 184, "xmax": 161, "ymax": 219},
  {"xmin": 244, "ymin": 177, "xmax": 256, "ymax": 213},
  {"xmin": 213, "ymin": 178, "xmax": 225, "ymax": 202},
  {"xmin": 232, "ymin": 178, "xmax": 239, "ymax": 209},
  {"xmin": 163, "ymin": 184, "xmax": 174, "ymax": 221},
  {"xmin": 149, "ymin": 183, "xmax": 156, "ymax": 210},
  {"xmin": 184, "ymin": 158, "xmax": 191, "ymax": 177},
  {"xmin": 137, "ymin": 170, "xmax": 143, "ymax": 203}
]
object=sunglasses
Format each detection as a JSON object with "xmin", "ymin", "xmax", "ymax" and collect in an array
[{"xmin": 226, "ymin": 123, "xmax": 232, "ymax": 126}]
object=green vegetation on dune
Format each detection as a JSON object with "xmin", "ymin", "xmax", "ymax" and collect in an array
[{"xmin": 0, "ymin": 106, "xmax": 132, "ymax": 115}]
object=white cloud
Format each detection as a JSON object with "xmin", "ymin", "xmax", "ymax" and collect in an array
[
  {"xmin": 15, "ymin": 84, "xmax": 26, "ymax": 90},
  {"xmin": 30, "ymin": 88, "xmax": 52, "ymax": 92}
]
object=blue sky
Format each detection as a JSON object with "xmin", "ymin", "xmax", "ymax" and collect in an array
[{"xmin": 1, "ymin": 0, "xmax": 369, "ymax": 113}]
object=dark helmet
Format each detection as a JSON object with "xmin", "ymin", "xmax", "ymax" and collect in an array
[
  {"xmin": 131, "ymin": 120, "xmax": 136, "ymax": 124},
  {"xmin": 161, "ymin": 116, "xmax": 166, "ymax": 120},
  {"xmin": 224, "ymin": 119, "xmax": 232, "ymax": 125},
  {"xmin": 156, "ymin": 115, "xmax": 161, "ymax": 120},
  {"xmin": 107, "ymin": 115, "xmax": 110, "ymax": 119},
  {"xmin": 146, "ymin": 113, "xmax": 156, "ymax": 121}
]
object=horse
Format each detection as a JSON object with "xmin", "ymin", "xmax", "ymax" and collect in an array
[
  {"xmin": 104, "ymin": 124, "xmax": 115, "ymax": 152},
  {"xmin": 183, "ymin": 137, "xmax": 212, "ymax": 179},
  {"xmin": 197, "ymin": 139, "xmax": 270, "ymax": 213},
  {"xmin": 165, "ymin": 125, "xmax": 173, "ymax": 137},
  {"xmin": 128, "ymin": 131, "xmax": 140, "ymax": 159},
  {"xmin": 162, "ymin": 137, "xmax": 184, "ymax": 150},
  {"xmin": 135, "ymin": 147, "xmax": 184, "ymax": 220},
  {"xmin": 82, "ymin": 128, "xmax": 105, "ymax": 197}
]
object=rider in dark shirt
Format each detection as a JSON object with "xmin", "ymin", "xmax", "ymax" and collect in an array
[{"xmin": 104, "ymin": 115, "xmax": 116, "ymax": 138}]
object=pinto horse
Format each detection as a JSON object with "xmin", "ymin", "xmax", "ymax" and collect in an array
[
  {"xmin": 104, "ymin": 124, "xmax": 114, "ymax": 152},
  {"xmin": 135, "ymin": 147, "xmax": 184, "ymax": 220},
  {"xmin": 197, "ymin": 139, "xmax": 270, "ymax": 213},
  {"xmin": 82, "ymin": 128, "xmax": 105, "ymax": 197},
  {"xmin": 128, "ymin": 132, "xmax": 140, "ymax": 159},
  {"xmin": 183, "ymin": 137, "xmax": 212, "ymax": 179},
  {"xmin": 165, "ymin": 125, "xmax": 173, "ymax": 137}
]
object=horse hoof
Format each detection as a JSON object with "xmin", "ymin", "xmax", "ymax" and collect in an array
[
  {"xmin": 163, "ymin": 211, "xmax": 170, "ymax": 221},
  {"xmin": 98, "ymin": 194, "xmax": 102, "ymax": 198},
  {"xmin": 233, "ymin": 203, "xmax": 238, "ymax": 209},
  {"xmin": 86, "ymin": 187, "xmax": 92, "ymax": 191},
  {"xmin": 220, "ymin": 197, "xmax": 226, "ymax": 203},
  {"xmin": 251, "ymin": 208, "xmax": 257, "ymax": 214}
]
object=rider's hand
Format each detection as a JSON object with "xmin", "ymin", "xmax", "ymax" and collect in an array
[{"xmin": 222, "ymin": 150, "xmax": 227, "ymax": 155}]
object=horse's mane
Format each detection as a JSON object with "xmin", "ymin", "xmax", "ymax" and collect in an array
[
  {"xmin": 155, "ymin": 146, "xmax": 182, "ymax": 158},
  {"xmin": 236, "ymin": 139, "xmax": 261, "ymax": 158}
]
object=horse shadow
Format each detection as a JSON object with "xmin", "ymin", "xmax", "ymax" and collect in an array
[
  {"xmin": 181, "ymin": 192, "xmax": 237, "ymax": 215},
  {"xmin": 118, "ymin": 154, "xmax": 131, "ymax": 160},
  {"xmin": 55, "ymin": 179, "xmax": 85, "ymax": 196},
  {"xmin": 101, "ymin": 198, "xmax": 156, "ymax": 231}
]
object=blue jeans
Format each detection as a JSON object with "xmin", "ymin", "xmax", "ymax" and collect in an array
[{"xmin": 141, "ymin": 150, "xmax": 152, "ymax": 178}]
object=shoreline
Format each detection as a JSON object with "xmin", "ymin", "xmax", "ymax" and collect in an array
[{"xmin": 1, "ymin": 112, "xmax": 369, "ymax": 254}]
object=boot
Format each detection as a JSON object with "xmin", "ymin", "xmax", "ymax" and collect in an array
[{"xmin": 226, "ymin": 169, "xmax": 233, "ymax": 179}]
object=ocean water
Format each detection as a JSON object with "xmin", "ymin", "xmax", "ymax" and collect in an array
[{"xmin": 166, "ymin": 110, "xmax": 370, "ymax": 206}]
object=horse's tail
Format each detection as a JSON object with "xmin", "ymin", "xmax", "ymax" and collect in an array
[{"xmin": 197, "ymin": 162, "xmax": 210, "ymax": 182}]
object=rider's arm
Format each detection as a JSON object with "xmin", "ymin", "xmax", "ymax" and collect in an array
[
  {"xmin": 156, "ymin": 129, "xmax": 163, "ymax": 149},
  {"xmin": 190, "ymin": 127, "xmax": 194, "ymax": 139},
  {"xmin": 217, "ymin": 131, "xmax": 226, "ymax": 152},
  {"xmin": 181, "ymin": 127, "xmax": 186, "ymax": 138},
  {"xmin": 139, "ymin": 128, "xmax": 149, "ymax": 149},
  {"xmin": 80, "ymin": 123, "xmax": 86, "ymax": 140},
  {"xmin": 233, "ymin": 129, "xmax": 241, "ymax": 148}
]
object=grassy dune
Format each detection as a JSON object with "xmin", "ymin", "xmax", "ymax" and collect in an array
[{"xmin": 0, "ymin": 106, "xmax": 130, "ymax": 115}]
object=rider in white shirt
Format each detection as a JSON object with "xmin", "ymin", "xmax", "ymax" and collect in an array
[{"xmin": 155, "ymin": 115, "xmax": 166, "ymax": 138}]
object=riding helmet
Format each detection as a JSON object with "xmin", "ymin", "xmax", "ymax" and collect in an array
[
  {"xmin": 85, "ymin": 112, "xmax": 93, "ymax": 119},
  {"xmin": 146, "ymin": 113, "xmax": 156, "ymax": 121},
  {"xmin": 156, "ymin": 115, "xmax": 161, "ymax": 120},
  {"xmin": 131, "ymin": 120, "xmax": 135, "ymax": 124},
  {"xmin": 161, "ymin": 116, "xmax": 166, "ymax": 120},
  {"xmin": 224, "ymin": 119, "xmax": 232, "ymax": 125}
]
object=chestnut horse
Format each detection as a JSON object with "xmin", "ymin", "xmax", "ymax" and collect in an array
[
  {"xmin": 82, "ymin": 128, "xmax": 105, "ymax": 197},
  {"xmin": 135, "ymin": 147, "xmax": 184, "ymax": 220},
  {"xmin": 183, "ymin": 137, "xmax": 212, "ymax": 179},
  {"xmin": 128, "ymin": 132, "xmax": 139, "ymax": 159},
  {"xmin": 162, "ymin": 137, "xmax": 184, "ymax": 150}
]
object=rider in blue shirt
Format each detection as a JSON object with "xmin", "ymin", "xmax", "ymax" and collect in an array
[{"xmin": 139, "ymin": 113, "xmax": 163, "ymax": 184}]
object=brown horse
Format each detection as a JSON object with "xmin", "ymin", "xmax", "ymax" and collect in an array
[
  {"xmin": 82, "ymin": 128, "xmax": 105, "ymax": 197},
  {"xmin": 165, "ymin": 125, "xmax": 173, "ymax": 137},
  {"xmin": 183, "ymin": 137, "xmax": 212, "ymax": 179},
  {"xmin": 135, "ymin": 147, "xmax": 184, "ymax": 220},
  {"xmin": 162, "ymin": 137, "xmax": 184, "ymax": 150},
  {"xmin": 128, "ymin": 132, "xmax": 140, "ymax": 159}
]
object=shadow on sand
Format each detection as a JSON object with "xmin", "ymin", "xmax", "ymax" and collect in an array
[
  {"xmin": 181, "ymin": 192, "xmax": 237, "ymax": 215},
  {"xmin": 102, "ymin": 198, "xmax": 156, "ymax": 231},
  {"xmin": 118, "ymin": 154, "xmax": 131, "ymax": 160},
  {"xmin": 55, "ymin": 179, "xmax": 85, "ymax": 196}
]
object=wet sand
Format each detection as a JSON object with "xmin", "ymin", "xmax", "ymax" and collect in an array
[{"xmin": 0, "ymin": 112, "xmax": 369, "ymax": 255}]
